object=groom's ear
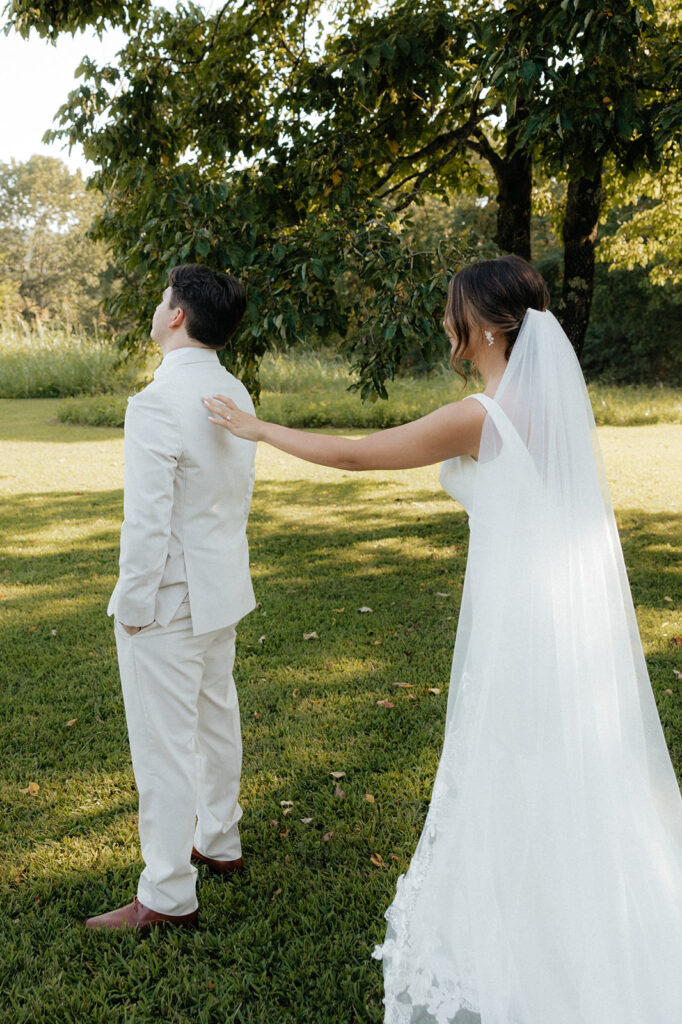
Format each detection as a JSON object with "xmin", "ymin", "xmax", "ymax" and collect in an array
[{"xmin": 169, "ymin": 305, "xmax": 185, "ymax": 329}]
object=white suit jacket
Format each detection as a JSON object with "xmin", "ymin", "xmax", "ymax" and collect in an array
[{"xmin": 108, "ymin": 346, "xmax": 257, "ymax": 636}]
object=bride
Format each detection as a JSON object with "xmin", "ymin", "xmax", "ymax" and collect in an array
[{"xmin": 202, "ymin": 255, "xmax": 682, "ymax": 1024}]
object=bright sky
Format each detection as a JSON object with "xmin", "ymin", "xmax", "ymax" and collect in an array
[{"xmin": 0, "ymin": 1, "xmax": 220, "ymax": 177}]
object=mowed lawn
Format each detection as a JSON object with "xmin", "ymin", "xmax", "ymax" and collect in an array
[{"xmin": 0, "ymin": 398, "xmax": 680, "ymax": 1024}]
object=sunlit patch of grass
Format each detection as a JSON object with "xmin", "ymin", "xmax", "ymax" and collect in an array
[{"xmin": 587, "ymin": 382, "xmax": 682, "ymax": 425}]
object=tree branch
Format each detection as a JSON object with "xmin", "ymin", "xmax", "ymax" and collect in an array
[
  {"xmin": 374, "ymin": 105, "xmax": 485, "ymax": 190},
  {"xmin": 466, "ymin": 128, "xmax": 504, "ymax": 178},
  {"xmin": 386, "ymin": 137, "xmax": 472, "ymax": 213}
]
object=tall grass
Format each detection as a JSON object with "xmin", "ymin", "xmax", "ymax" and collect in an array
[
  {"xmin": 57, "ymin": 346, "xmax": 681, "ymax": 429},
  {"xmin": 586, "ymin": 382, "xmax": 682, "ymax": 426},
  {"xmin": 0, "ymin": 327, "xmax": 142, "ymax": 398},
  {"xmin": 259, "ymin": 348, "xmax": 355, "ymax": 392}
]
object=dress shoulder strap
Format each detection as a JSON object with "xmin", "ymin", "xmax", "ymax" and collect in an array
[{"xmin": 464, "ymin": 393, "xmax": 530, "ymax": 460}]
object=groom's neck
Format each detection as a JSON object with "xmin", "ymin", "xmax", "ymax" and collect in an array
[{"xmin": 158, "ymin": 332, "xmax": 213, "ymax": 356}]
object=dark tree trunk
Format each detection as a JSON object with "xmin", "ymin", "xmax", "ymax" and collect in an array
[
  {"xmin": 559, "ymin": 169, "xmax": 603, "ymax": 360},
  {"xmin": 494, "ymin": 110, "xmax": 532, "ymax": 261}
]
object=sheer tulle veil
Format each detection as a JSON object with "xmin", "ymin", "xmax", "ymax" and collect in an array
[{"xmin": 374, "ymin": 309, "xmax": 682, "ymax": 1024}]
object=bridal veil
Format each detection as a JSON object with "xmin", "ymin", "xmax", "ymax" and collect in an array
[{"xmin": 374, "ymin": 309, "xmax": 682, "ymax": 1024}]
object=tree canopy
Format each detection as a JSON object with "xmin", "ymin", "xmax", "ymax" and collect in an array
[{"xmin": 4, "ymin": 0, "xmax": 681, "ymax": 393}]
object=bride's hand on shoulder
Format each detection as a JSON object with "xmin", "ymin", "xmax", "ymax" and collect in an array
[
  {"xmin": 204, "ymin": 392, "xmax": 485, "ymax": 469},
  {"xmin": 202, "ymin": 395, "xmax": 263, "ymax": 441}
]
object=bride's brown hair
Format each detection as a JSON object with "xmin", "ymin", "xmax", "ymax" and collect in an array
[{"xmin": 444, "ymin": 255, "xmax": 550, "ymax": 380}]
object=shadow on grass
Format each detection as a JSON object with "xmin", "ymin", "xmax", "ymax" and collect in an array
[{"xmin": 1, "ymin": 485, "xmax": 680, "ymax": 775}]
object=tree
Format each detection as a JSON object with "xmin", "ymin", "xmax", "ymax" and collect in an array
[
  {"xmin": 0, "ymin": 155, "xmax": 114, "ymax": 328},
  {"xmin": 598, "ymin": 149, "xmax": 682, "ymax": 286},
  {"xmin": 5, "ymin": 0, "xmax": 681, "ymax": 389},
  {"xmin": 479, "ymin": 0, "xmax": 682, "ymax": 356}
]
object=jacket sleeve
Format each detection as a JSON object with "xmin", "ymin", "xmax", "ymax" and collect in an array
[{"xmin": 112, "ymin": 386, "xmax": 182, "ymax": 626}]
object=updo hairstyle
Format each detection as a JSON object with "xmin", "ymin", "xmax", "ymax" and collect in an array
[{"xmin": 444, "ymin": 255, "xmax": 550, "ymax": 377}]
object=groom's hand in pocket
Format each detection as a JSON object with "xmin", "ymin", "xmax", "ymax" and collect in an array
[{"xmin": 121, "ymin": 624, "xmax": 142, "ymax": 635}]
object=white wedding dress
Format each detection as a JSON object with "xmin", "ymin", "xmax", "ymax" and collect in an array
[{"xmin": 373, "ymin": 311, "xmax": 682, "ymax": 1024}]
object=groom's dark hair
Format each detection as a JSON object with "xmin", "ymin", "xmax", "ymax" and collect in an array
[{"xmin": 168, "ymin": 264, "xmax": 247, "ymax": 350}]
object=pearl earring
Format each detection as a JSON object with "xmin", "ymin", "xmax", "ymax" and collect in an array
[{"xmin": 485, "ymin": 330, "xmax": 494, "ymax": 347}]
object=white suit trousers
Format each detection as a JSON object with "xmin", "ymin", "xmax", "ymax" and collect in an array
[{"xmin": 114, "ymin": 599, "xmax": 243, "ymax": 915}]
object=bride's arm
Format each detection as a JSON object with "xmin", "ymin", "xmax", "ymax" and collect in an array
[{"xmin": 202, "ymin": 394, "xmax": 486, "ymax": 470}]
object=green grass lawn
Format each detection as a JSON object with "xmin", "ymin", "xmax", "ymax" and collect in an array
[{"xmin": 0, "ymin": 399, "xmax": 680, "ymax": 1024}]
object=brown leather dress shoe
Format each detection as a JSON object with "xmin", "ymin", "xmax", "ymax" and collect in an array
[
  {"xmin": 191, "ymin": 846, "xmax": 243, "ymax": 876},
  {"xmin": 85, "ymin": 895, "xmax": 198, "ymax": 931}
]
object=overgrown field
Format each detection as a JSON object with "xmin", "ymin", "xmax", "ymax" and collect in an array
[
  {"xmin": 1, "ymin": 329, "xmax": 680, "ymax": 426},
  {"xmin": 0, "ymin": 400, "xmax": 680, "ymax": 1024},
  {"xmin": 57, "ymin": 347, "xmax": 682, "ymax": 429},
  {"xmin": 0, "ymin": 328, "xmax": 141, "ymax": 398}
]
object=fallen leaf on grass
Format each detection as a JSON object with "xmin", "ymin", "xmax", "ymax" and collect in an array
[
  {"xmin": 66, "ymin": 718, "xmax": 77, "ymax": 728},
  {"xmin": 363, "ymin": 793, "xmax": 375, "ymax": 803},
  {"xmin": 427, "ymin": 687, "xmax": 441, "ymax": 695},
  {"xmin": 376, "ymin": 699, "xmax": 395, "ymax": 709},
  {"xmin": 207, "ymin": 981, "xmax": 215, "ymax": 991},
  {"xmin": 334, "ymin": 783, "xmax": 346, "ymax": 800},
  {"xmin": 435, "ymin": 592, "xmax": 450, "ymax": 598},
  {"xmin": 50, "ymin": 629, "xmax": 57, "ymax": 636},
  {"xmin": 282, "ymin": 807, "xmax": 293, "ymax": 815},
  {"xmin": 664, "ymin": 596, "xmax": 673, "ymax": 602},
  {"xmin": 300, "ymin": 817, "xmax": 313, "ymax": 825},
  {"xmin": 393, "ymin": 682, "xmax": 413, "ymax": 688},
  {"xmin": 279, "ymin": 829, "xmax": 290, "ymax": 838},
  {"xmin": 258, "ymin": 635, "xmax": 266, "ymax": 645},
  {"xmin": 329, "ymin": 771, "xmax": 346, "ymax": 779},
  {"xmin": 665, "ymin": 689, "xmax": 674, "ymax": 695},
  {"xmin": 332, "ymin": 608, "xmax": 345, "ymax": 613},
  {"xmin": 253, "ymin": 711, "xmax": 260, "ymax": 719},
  {"xmin": 272, "ymin": 888, "xmax": 282, "ymax": 901},
  {"xmin": 370, "ymin": 853, "xmax": 385, "ymax": 868},
  {"xmin": 406, "ymin": 693, "xmax": 417, "ymax": 700},
  {"xmin": 19, "ymin": 782, "xmax": 40, "ymax": 796},
  {"xmin": 303, "ymin": 631, "xmax": 319, "ymax": 640},
  {"xmin": 358, "ymin": 606, "xmax": 373, "ymax": 613},
  {"xmin": 280, "ymin": 800, "xmax": 294, "ymax": 807},
  {"xmin": 322, "ymin": 831, "xmax": 334, "ymax": 842},
  {"xmin": 270, "ymin": 819, "xmax": 279, "ymax": 827},
  {"xmin": 673, "ymin": 669, "xmax": 681, "ymax": 681}
]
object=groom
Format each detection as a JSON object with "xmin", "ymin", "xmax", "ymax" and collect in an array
[{"xmin": 86, "ymin": 264, "xmax": 257, "ymax": 930}]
